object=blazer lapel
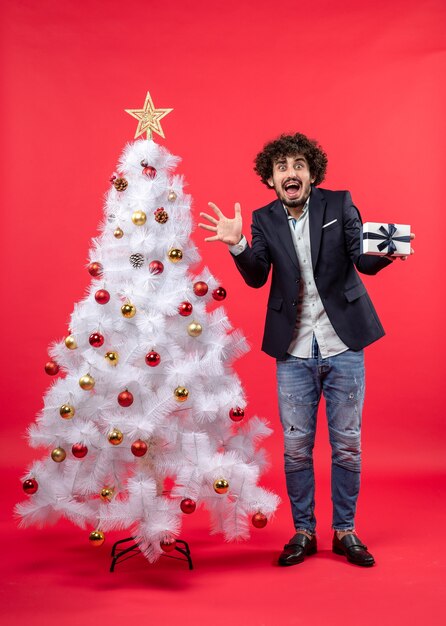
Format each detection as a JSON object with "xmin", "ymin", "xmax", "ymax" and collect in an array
[
  {"xmin": 269, "ymin": 200, "xmax": 299, "ymax": 269},
  {"xmin": 308, "ymin": 186, "xmax": 327, "ymax": 270}
]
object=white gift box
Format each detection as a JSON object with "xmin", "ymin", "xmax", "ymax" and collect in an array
[{"xmin": 361, "ymin": 222, "xmax": 411, "ymax": 256}]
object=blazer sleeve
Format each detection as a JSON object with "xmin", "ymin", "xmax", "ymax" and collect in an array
[
  {"xmin": 343, "ymin": 191, "xmax": 393, "ymax": 275},
  {"xmin": 230, "ymin": 210, "xmax": 272, "ymax": 288}
]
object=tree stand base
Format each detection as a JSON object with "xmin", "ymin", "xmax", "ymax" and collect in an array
[{"xmin": 110, "ymin": 537, "xmax": 193, "ymax": 572}]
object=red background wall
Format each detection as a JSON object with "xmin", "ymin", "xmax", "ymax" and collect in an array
[
  {"xmin": 2, "ymin": 0, "xmax": 444, "ymax": 471},
  {"xmin": 1, "ymin": 0, "xmax": 445, "ymax": 623}
]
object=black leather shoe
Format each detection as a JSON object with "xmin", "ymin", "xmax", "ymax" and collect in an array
[
  {"xmin": 278, "ymin": 533, "xmax": 317, "ymax": 566},
  {"xmin": 332, "ymin": 533, "xmax": 375, "ymax": 567}
]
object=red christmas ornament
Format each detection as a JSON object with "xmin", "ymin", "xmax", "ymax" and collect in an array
[
  {"xmin": 178, "ymin": 301, "xmax": 193, "ymax": 317},
  {"xmin": 143, "ymin": 166, "xmax": 157, "ymax": 179},
  {"xmin": 145, "ymin": 351, "xmax": 161, "ymax": 367},
  {"xmin": 160, "ymin": 538, "xmax": 177, "ymax": 552},
  {"xmin": 95, "ymin": 289, "xmax": 110, "ymax": 304},
  {"xmin": 193, "ymin": 281, "xmax": 208, "ymax": 297},
  {"xmin": 23, "ymin": 478, "xmax": 38, "ymax": 494},
  {"xmin": 89, "ymin": 332, "xmax": 104, "ymax": 348},
  {"xmin": 180, "ymin": 498, "xmax": 196, "ymax": 514},
  {"xmin": 109, "ymin": 174, "xmax": 117, "ymax": 183},
  {"xmin": 149, "ymin": 260, "xmax": 164, "ymax": 275},
  {"xmin": 45, "ymin": 360, "xmax": 59, "ymax": 376},
  {"xmin": 131, "ymin": 440, "xmax": 148, "ymax": 457},
  {"xmin": 252, "ymin": 512, "xmax": 268, "ymax": 529},
  {"xmin": 88, "ymin": 262, "xmax": 103, "ymax": 277},
  {"xmin": 212, "ymin": 286, "xmax": 227, "ymax": 301},
  {"xmin": 72, "ymin": 443, "xmax": 88, "ymax": 459},
  {"xmin": 229, "ymin": 407, "xmax": 245, "ymax": 422},
  {"xmin": 118, "ymin": 390, "xmax": 134, "ymax": 407}
]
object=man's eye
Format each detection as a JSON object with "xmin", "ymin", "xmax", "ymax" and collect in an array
[{"xmin": 295, "ymin": 163, "xmax": 303, "ymax": 169}]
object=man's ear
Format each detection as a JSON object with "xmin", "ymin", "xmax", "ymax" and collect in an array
[{"xmin": 267, "ymin": 177, "xmax": 274, "ymax": 187}]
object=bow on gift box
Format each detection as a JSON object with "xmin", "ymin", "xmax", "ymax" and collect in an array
[{"xmin": 363, "ymin": 224, "xmax": 411, "ymax": 255}]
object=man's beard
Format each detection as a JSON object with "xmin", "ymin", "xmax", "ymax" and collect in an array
[
  {"xmin": 278, "ymin": 186, "xmax": 311, "ymax": 209},
  {"xmin": 282, "ymin": 195, "xmax": 308, "ymax": 209}
]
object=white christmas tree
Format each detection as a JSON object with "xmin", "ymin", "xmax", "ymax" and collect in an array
[{"xmin": 16, "ymin": 92, "xmax": 279, "ymax": 563}]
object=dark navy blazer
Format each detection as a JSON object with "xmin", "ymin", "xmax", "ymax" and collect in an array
[{"xmin": 232, "ymin": 186, "xmax": 392, "ymax": 359}]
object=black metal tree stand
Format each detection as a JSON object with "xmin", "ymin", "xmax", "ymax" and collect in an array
[{"xmin": 110, "ymin": 537, "xmax": 193, "ymax": 572}]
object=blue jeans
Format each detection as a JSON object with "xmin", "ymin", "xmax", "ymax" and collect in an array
[{"xmin": 276, "ymin": 346, "xmax": 365, "ymax": 534}]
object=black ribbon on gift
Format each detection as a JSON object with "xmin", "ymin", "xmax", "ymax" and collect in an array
[{"xmin": 363, "ymin": 223, "xmax": 410, "ymax": 255}]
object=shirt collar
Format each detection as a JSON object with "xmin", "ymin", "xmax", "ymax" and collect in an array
[{"xmin": 282, "ymin": 193, "xmax": 311, "ymax": 222}]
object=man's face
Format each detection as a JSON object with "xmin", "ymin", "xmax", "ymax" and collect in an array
[{"xmin": 267, "ymin": 154, "xmax": 315, "ymax": 208}]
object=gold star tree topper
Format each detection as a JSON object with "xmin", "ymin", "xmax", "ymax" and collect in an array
[{"xmin": 125, "ymin": 91, "xmax": 173, "ymax": 140}]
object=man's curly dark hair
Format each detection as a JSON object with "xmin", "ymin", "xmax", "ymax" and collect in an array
[{"xmin": 254, "ymin": 133, "xmax": 328, "ymax": 188}]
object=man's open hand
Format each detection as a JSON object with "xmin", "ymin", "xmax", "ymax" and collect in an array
[{"xmin": 199, "ymin": 202, "xmax": 243, "ymax": 246}]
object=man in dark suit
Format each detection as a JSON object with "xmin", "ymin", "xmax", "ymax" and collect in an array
[{"xmin": 199, "ymin": 133, "xmax": 413, "ymax": 567}]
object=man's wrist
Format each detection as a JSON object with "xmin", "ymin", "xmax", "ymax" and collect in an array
[{"xmin": 228, "ymin": 235, "xmax": 247, "ymax": 256}]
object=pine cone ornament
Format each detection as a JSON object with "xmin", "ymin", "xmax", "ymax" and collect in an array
[
  {"xmin": 113, "ymin": 177, "xmax": 128, "ymax": 192},
  {"xmin": 129, "ymin": 253, "xmax": 144, "ymax": 268},
  {"xmin": 154, "ymin": 208, "xmax": 169, "ymax": 224}
]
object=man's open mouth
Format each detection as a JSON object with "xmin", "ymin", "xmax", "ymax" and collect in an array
[{"xmin": 283, "ymin": 180, "xmax": 301, "ymax": 197}]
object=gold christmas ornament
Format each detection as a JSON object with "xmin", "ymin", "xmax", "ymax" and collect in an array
[
  {"xmin": 89, "ymin": 530, "xmax": 105, "ymax": 547},
  {"xmin": 108, "ymin": 428, "xmax": 124, "ymax": 445},
  {"xmin": 168, "ymin": 248, "xmax": 183, "ymax": 263},
  {"xmin": 121, "ymin": 303, "xmax": 136, "ymax": 318},
  {"xmin": 60, "ymin": 404, "xmax": 75, "ymax": 419},
  {"xmin": 174, "ymin": 386, "xmax": 189, "ymax": 402},
  {"xmin": 131, "ymin": 210, "xmax": 147, "ymax": 225},
  {"xmin": 167, "ymin": 190, "xmax": 177, "ymax": 202},
  {"xmin": 64, "ymin": 335, "xmax": 77, "ymax": 350},
  {"xmin": 105, "ymin": 351, "xmax": 119, "ymax": 365},
  {"xmin": 113, "ymin": 177, "xmax": 128, "ymax": 192},
  {"xmin": 51, "ymin": 447, "xmax": 66, "ymax": 463},
  {"xmin": 125, "ymin": 90, "xmax": 173, "ymax": 140},
  {"xmin": 213, "ymin": 478, "xmax": 229, "ymax": 494},
  {"xmin": 79, "ymin": 374, "xmax": 95, "ymax": 390},
  {"xmin": 113, "ymin": 227, "xmax": 124, "ymax": 239},
  {"xmin": 187, "ymin": 321, "xmax": 202, "ymax": 337},
  {"xmin": 100, "ymin": 486, "xmax": 114, "ymax": 502}
]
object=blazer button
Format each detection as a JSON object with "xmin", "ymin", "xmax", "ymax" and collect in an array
[
  {"xmin": 295, "ymin": 279, "xmax": 299, "ymax": 284},
  {"xmin": 292, "ymin": 300, "xmax": 297, "ymax": 306}
]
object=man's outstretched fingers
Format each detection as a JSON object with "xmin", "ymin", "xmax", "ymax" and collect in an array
[
  {"xmin": 198, "ymin": 223, "xmax": 217, "ymax": 232},
  {"xmin": 199, "ymin": 212, "xmax": 218, "ymax": 224},
  {"xmin": 208, "ymin": 201, "xmax": 223, "ymax": 216}
]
